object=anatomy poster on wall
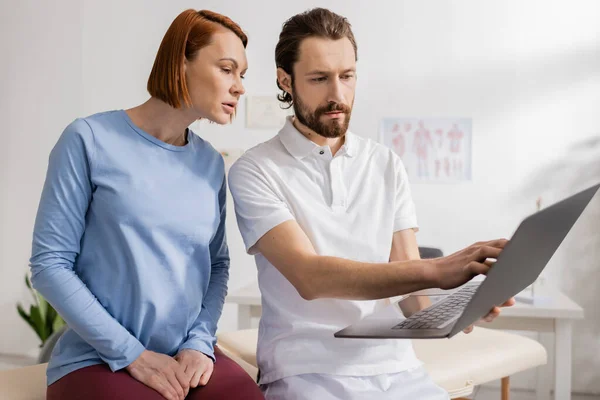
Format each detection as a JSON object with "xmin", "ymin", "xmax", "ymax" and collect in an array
[{"xmin": 379, "ymin": 118, "xmax": 472, "ymax": 183}]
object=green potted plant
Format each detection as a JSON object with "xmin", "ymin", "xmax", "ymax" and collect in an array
[{"xmin": 16, "ymin": 274, "xmax": 67, "ymax": 362}]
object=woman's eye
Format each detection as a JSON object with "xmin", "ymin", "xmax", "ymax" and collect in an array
[{"xmin": 221, "ymin": 68, "xmax": 232, "ymax": 74}]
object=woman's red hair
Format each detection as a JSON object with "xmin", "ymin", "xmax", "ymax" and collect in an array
[{"xmin": 148, "ymin": 9, "xmax": 248, "ymax": 109}]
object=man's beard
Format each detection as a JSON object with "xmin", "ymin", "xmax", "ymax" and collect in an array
[{"xmin": 292, "ymin": 87, "xmax": 353, "ymax": 139}]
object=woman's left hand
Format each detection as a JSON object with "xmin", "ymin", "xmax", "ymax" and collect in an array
[{"xmin": 174, "ymin": 349, "xmax": 215, "ymax": 388}]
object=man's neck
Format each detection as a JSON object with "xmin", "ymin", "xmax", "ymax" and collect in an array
[{"xmin": 292, "ymin": 117, "xmax": 345, "ymax": 156}]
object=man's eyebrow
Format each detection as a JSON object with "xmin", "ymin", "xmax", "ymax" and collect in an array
[
  {"xmin": 305, "ymin": 68, "xmax": 356, "ymax": 75},
  {"xmin": 305, "ymin": 70, "xmax": 329, "ymax": 76}
]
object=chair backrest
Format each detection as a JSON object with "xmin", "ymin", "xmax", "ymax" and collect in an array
[{"xmin": 418, "ymin": 246, "xmax": 443, "ymax": 259}]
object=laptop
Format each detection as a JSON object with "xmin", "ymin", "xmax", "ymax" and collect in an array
[{"xmin": 335, "ymin": 183, "xmax": 599, "ymax": 339}]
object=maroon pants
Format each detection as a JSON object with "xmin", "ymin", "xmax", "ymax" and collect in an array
[{"xmin": 47, "ymin": 347, "xmax": 264, "ymax": 400}]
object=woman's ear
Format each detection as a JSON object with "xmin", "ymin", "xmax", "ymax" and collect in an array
[{"xmin": 277, "ymin": 68, "xmax": 292, "ymax": 95}]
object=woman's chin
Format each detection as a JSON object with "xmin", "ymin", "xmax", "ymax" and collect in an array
[
  {"xmin": 205, "ymin": 115, "xmax": 229, "ymax": 125},
  {"xmin": 217, "ymin": 112, "xmax": 234, "ymax": 125}
]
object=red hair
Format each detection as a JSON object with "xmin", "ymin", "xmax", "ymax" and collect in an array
[{"xmin": 148, "ymin": 9, "xmax": 248, "ymax": 109}]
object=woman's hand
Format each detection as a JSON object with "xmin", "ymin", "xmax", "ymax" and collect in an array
[
  {"xmin": 174, "ymin": 349, "xmax": 215, "ymax": 388},
  {"xmin": 126, "ymin": 350, "xmax": 189, "ymax": 400}
]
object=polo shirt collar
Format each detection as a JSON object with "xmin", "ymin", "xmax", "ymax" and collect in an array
[{"xmin": 278, "ymin": 116, "xmax": 356, "ymax": 159}]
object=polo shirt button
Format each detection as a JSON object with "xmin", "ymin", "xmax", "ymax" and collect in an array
[{"xmin": 319, "ymin": 150, "xmax": 325, "ymax": 155}]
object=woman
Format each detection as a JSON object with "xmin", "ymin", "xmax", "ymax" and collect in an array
[{"xmin": 29, "ymin": 9, "xmax": 263, "ymax": 400}]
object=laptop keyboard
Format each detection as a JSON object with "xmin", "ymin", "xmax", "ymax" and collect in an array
[{"xmin": 391, "ymin": 282, "xmax": 481, "ymax": 330}]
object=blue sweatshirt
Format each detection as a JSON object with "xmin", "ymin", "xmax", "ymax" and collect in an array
[{"xmin": 29, "ymin": 110, "xmax": 229, "ymax": 385}]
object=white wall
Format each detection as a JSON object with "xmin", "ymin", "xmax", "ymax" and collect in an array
[
  {"xmin": 0, "ymin": 0, "xmax": 84, "ymax": 355},
  {"xmin": 1, "ymin": 0, "xmax": 599, "ymax": 393}
]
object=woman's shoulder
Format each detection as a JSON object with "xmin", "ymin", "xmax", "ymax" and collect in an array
[
  {"xmin": 189, "ymin": 130, "xmax": 224, "ymax": 163},
  {"xmin": 62, "ymin": 110, "xmax": 124, "ymax": 138},
  {"xmin": 78, "ymin": 109, "xmax": 125, "ymax": 130}
]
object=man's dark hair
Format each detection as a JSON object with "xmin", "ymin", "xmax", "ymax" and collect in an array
[{"xmin": 275, "ymin": 8, "xmax": 358, "ymax": 108}]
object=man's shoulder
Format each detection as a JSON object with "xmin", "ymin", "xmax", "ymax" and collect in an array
[
  {"xmin": 229, "ymin": 135, "xmax": 283, "ymax": 180},
  {"xmin": 351, "ymin": 132, "xmax": 402, "ymax": 166},
  {"xmin": 246, "ymin": 134, "xmax": 282, "ymax": 158}
]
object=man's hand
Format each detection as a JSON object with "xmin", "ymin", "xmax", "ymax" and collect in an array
[
  {"xmin": 126, "ymin": 350, "xmax": 189, "ymax": 400},
  {"xmin": 174, "ymin": 349, "xmax": 215, "ymax": 389},
  {"xmin": 429, "ymin": 239, "xmax": 509, "ymax": 290},
  {"xmin": 428, "ymin": 238, "xmax": 514, "ymax": 334},
  {"xmin": 462, "ymin": 297, "xmax": 516, "ymax": 334}
]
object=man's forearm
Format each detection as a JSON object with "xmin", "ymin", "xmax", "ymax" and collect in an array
[{"xmin": 294, "ymin": 255, "xmax": 437, "ymax": 301}]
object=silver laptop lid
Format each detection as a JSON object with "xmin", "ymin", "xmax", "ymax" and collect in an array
[{"xmin": 450, "ymin": 183, "xmax": 599, "ymax": 336}]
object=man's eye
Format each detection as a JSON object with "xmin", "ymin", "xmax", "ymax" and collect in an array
[{"xmin": 312, "ymin": 77, "xmax": 326, "ymax": 82}]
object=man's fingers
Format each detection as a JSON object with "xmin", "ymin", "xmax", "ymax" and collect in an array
[
  {"xmin": 484, "ymin": 259, "xmax": 496, "ymax": 267},
  {"xmin": 476, "ymin": 246, "xmax": 502, "ymax": 262},
  {"xmin": 486, "ymin": 238, "xmax": 509, "ymax": 249},
  {"xmin": 483, "ymin": 300, "xmax": 513, "ymax": 323},
  {"xmin": 467, "ymin": 261, "xmax": 490, "ymax": 276},
  {"xmin": 463, "ymin": 325, "xmax": 474, "ymax": 334},
  {"xmin": 502, "ymin": 297, "xmax": 516, "ymax": 307},
  {"xmin": 482, "ymin": 306, "xmax": 502, "ymax": 322}
]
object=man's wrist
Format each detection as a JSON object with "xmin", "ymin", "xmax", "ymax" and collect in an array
[{"xmin": 418, "ymin": 259, "xmax": 439, "ymax": 288}]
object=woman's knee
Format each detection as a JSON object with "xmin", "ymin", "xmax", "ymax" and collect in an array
[{"xmin": 47, "ymin": 364, "xmax": 165, "ymax": 400}]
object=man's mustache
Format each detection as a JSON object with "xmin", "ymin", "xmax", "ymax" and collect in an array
[{"xmin": 316, "ymin": 102, "xmax": 351, "ymax": 115}]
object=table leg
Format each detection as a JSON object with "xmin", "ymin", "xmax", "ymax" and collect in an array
[
  {"xmin": 536, "ymin": 332, "xmax": 553, "ymax": 400},
  {"xmin": 554, "ymin": 320, "xmax": 573, "ymax": 400}
]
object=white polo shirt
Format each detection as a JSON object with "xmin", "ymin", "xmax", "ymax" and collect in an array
[{"xmin": 228, "ymin": 117, "xmax": 422, "ymax": 384}]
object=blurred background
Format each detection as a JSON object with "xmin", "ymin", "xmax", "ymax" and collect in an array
[{"xmin": 1, "ymin": 0, "xmax": 598, "ymax": 397}]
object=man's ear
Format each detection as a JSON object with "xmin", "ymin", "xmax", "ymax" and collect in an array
[{"xmin": 277, "ymin": 68, "xmax": 292, "ymax": 94}]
